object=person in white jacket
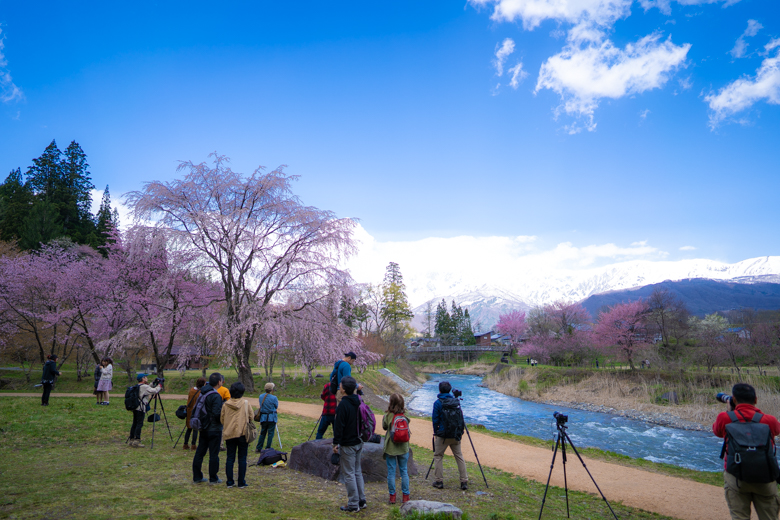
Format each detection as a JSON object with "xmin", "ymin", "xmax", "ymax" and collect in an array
[{"xmin": 96, "ymin": 358, "xmax": 114, "ymax": 405}]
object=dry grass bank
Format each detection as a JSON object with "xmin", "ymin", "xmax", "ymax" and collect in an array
[{"xmin": 484, "ymin": 366, "xmax": 780, "ymax": 427}]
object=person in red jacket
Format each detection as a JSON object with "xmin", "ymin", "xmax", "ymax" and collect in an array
[
  {"xmin": 712, "ymin": 383, "xmax": 780, "ymax": 520},
  {"xmin": 316, "ymin": 382, "xmax": 337, "ymax": 439}
]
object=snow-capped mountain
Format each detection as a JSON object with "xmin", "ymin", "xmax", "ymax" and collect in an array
[{"xmin": 409, "ymin": 256, "xmax": 780, "ymax": 332}]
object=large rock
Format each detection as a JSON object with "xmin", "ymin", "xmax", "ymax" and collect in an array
[
  {"xmin": 288, "ymin": 438, "xmax": 419, "ymax": 483},
  {"xmin": 400, "ymin": 500, "xmax": 462, "ymax": 519}
]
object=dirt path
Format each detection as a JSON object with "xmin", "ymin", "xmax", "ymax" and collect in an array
[{"xmin": 3, "ymin": 393, "xmax": 731, "ymax": 520}]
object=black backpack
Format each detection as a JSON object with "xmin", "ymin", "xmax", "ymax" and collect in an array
[
  {"xmin": 124, "ymin": 385, "xmax": 140, "ymax": 411},
  {"xmin": 721, "ymin": 411, "xmax": 780, "ymax": 483},
  {"xmin": 329, "ymin": 361, "xmax": 343, "ymax": 395},
  {"xmin": 255, "ymin": 448, "xmax": 288, "ymax": 466},
  {"xmin": 438, "ymin": 397, "xmax": 465, "ymax": 441},
  {"xmin": 190, "ymin": 389, "xmax": 217, "ymax": 431}
]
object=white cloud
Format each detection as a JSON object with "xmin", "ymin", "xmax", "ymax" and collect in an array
[
  {"xmin": 469, "ymin": 0, "xmax": 632, "ymax": 30},
  {"xmin": 0, "ymin": 26, "xmax": 24, "ymax": 103},
  {"xmin": 640, "ymin": 0, "xmax": 742, "ymax": 16},
  {"xmin": 535, "ymin": 33, "xmax": 690, "ymax": 132},
  {"xmin": 706, "ymin": 39, "xmax": 780, "ymax": 128},
  {"xmin": 639, "ymin": 109, "xmax": 650, "ymax": 120},
  {"xmin": 730, "ymin": 19, "xmax": 763, "ymax": 59},
  {"xmin": 508, "ymin": 62, "xmax": 528, "ymax": 88},
  {"xmin": 680, "ymin": 245, "xmax": 696, "ymax": 250},
  {"xmin": 494, "ymin": 38, "xmax": 516, "ymax": 76}
]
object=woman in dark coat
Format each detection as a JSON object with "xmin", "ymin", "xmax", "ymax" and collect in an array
[
  {"xmin": 93, "ymin": 362, "xmax": 102, "ymax": 404},
  {"xmin": 41, "ymin": 354, "xmax": 61, "ymax": 406},
  {"xmin": 183, "ymin": 377, "xmax": 206, "ymax": 450}
]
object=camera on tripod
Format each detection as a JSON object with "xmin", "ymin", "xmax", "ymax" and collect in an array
[
  {"xmin": 152, "ymin": 377, "xmax": 165, "ymax": 388},
  {"xmin": 553, "ymin": 411, "xmax": 568, "ymax": 426},
  {"xmin": 452, "ymin": 388, "xmax": 462, "ymax": 398},
  {"xmin": 716, "ymin": 392, "xmax": 732, "ymax": 404}
]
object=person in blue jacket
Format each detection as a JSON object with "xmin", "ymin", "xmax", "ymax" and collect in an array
[
  {"xmin": 331, "ymin": 351, "xmax": 363, "ymax": 405},
  {"xmin": 431, "ymin": 380, "xmax": 468, "ymax": 490},
  {"xmin": 255, "ymin": 382, "xmax": 279, "ymax": 452}
]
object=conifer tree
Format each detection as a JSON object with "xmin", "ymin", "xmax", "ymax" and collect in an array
[
  {"xmin": 0, "ymin": 168, "xmax": 33, "ymax": 241},
  {"xmin": 381, "ymin": 262, "xmax": 414, "ymax": 359}
]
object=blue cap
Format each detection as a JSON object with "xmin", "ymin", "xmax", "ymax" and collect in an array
[{"xmin": 136, "ymin": 373, "xmax": 148, "ymax": 382}]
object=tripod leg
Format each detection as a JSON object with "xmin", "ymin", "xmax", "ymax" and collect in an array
[
  {"xmin": 155, "ymin": 392, "xmax": 174, "ymax": 440},
  {"xmin": 151, "ymin": 395, "xmax": 157, "ymax": 450},
  {"xmin": 561, "ymin": 436, "xmax": 570, "ymax": 518},
  {"xmin": 463, "ymin": 424, "xmax": 489, "ymax": 489},
  {"xmin": 307, "ymin": 415, "xmax": 322, "ymax": 441},
  {"xmin": 173, "ymin": 424, "xmax": 187, "ymax": 449},
  {"xmin": 276, "ymin": 423, "xmax": 283, "ymax": 450},
  {"xmin": 425, "ymin": 436, "xmax": 435, "ymax": 480},
  {"xmin": 561, "ymin": 431, "xmax": 620, "ymax": 520},
  {"xmin": 538, "ymin": 434, "xmax": 561, "ymax": 520}
]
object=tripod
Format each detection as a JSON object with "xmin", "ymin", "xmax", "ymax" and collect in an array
[
  {"xmin": 424, "ymin": 399, "xmax": 489, "ymax": 488},
  {"xmin": 307, "ymin": 415, "xmax": 322, "ymax": 441},
  {"xmin": 538, "ymin": 415, "xmax": 618, "ymax": 520},
  {"xmin": 148, "ymin": 392, "xmax": 173, "ymax": 450}
]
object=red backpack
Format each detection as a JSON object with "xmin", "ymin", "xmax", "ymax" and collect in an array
[{"xmin": 390, "ymin": 414, "xmax": 410, "ymax": 443}]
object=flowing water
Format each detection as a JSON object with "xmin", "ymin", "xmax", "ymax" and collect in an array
[{"xmin": 407, "ymin": 374, "xmax": 724, "ymax": 472}]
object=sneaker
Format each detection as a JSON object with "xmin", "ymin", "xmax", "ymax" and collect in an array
[
  {"xmin": 193, "ymin": 478, "xmax": 208, "ymax": 484},
  {"xmin": 135, "ymin": 441, "xmax": 145, "ymax": 448},
  {"xmin": 238, "ymin": 483, "xmax": 249, "ymax": 489},
  {"xmin": 219, "ymin": 446, "xmax": 226, "ymax": 452},
  {"xmin": 182, "ymin": 444, "xmax": 190, "ymax": 450},
  {"xmin": 402, "ymin": 494, "xmax": 410, "ymax": 503},
  {"xmin": 226, "ymin": 482, "xmax": 235, "ymax": 488},
  {"xmin": 432, "ymin": 481, "xmax": 444, "ymax": 489},
  {"xmin": 339, "ymin": 506, "xmax": 359, "ymax": 513},
  {"xmin": 358, "ymin": 499, "xmax": 367, "ymax": 509},
  {"xmin": 209, "ymin": 479, "xmax": 223, "ymax": 485},
  {"xmin": 388, "ymin": 494, "xmax": 396, "ymax": 504},
  {"xmin": 460, "ymin": 482, "xmax": 468, "ymax": 491}
]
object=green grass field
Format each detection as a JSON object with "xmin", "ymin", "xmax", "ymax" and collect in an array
[{"xmin": 0, "ymin": 396, "xmax": 675, "ymax": 520}]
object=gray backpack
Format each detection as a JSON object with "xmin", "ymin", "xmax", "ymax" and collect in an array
[
  {"xmin": 189, "ymin": 389, "xmax": 217, "ymax": 431},
  {"xmin": 721, "ymin": 411, "xmax": 780, "ymax": 483}
]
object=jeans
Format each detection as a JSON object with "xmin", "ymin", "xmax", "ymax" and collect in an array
[
  {"xmin": 340, "ymin": 443, "xmax": 366, "ymax": 509},
  {"xmin": 225, "ymin": 436, "xmax": 249, "ymax": 486},
  {"xmin": 192, "ymin": 431, "xmax": 221, "ymax": 482},
  {"xmin": 130, "ymin": 410, "xmax": 145, "ymax": 439},
  {"xmin": 316, "ymin": 415, "xmax": 335, "ymax": 439},
  {"xmin": 184, "ymin": 427, "xmax": 198, "ymax": 446},
  {"xmin": 41, "ymin": 383, "xmax": 53, "ymax": 405},
  {"xmin": 257, "ymin": 421, "xmax": 276, "ymax": 450},
  {"xmin": 386, "ymin": 452, "xmax": 410, "ymax": 496}
]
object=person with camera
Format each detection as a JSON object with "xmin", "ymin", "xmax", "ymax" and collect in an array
[
  {"xmin": 431, "ymin": 381, "xmax": 468, "ymax": 490},
  {"xmin": 192, "ymin": 372, "xmax": 224, "ymax": 484},
  {"xmin": 129, "ymin": 373, "xmax": 163, "ymax": 448},
  {"xmin": 255, "ymin": 382, "xmax": 279, "ymax": 452},
  {"xmin": 713, "ymin": 383, "xmax": 780, "ymax": 520},
  {"xmin": 220, "ymin": 381, "xmax": 254, "ymax": 489},
  {"xmin": 40, "ymin": 354, "xmax": 61, "ymax": 406},
  {"xmin": 333, "ymin": 376, "xmax": 367, "ymax": 513}
]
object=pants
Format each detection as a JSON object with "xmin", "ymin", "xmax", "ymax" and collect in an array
[
  {"xmin": 316, "ymin": 415, "xmax": 335, "ymax": 439},
  {"xmin": 724, "ymin": 471, "xmax": 780, "ymax": 520},
  {"xmin": 341, "ymin": 443, "xmax": 366, "ymax": 508},
  {"xmin": 184, "ymin": 427, "xmax": 198, "ymax": 446},
  {"xmin": 433, "ymin": 436, "xmax": 468, "ymax": 483},
  {"xmin": 41, "ymin": 383, "xmax": 53, "ymax": 405},
  {"xmin": 225, "ymin": 436, "xmax": 249, "ymax": 486},
  {"xmin": 193, "ymin": 431, "xmax": 221, "ymax": 482},
  {"xmin": 386, "ymin": 452, "xmax": 410, "ymax": 496},
  {"xmin": 130, "ymin": 410, "xmax": 145, "ymax": 439},
  {"xmin": 257, "ymin": 421, "xmax": 276, "ymax": 450}
]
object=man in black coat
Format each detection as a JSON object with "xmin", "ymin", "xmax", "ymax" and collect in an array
[
  {"xmin": 41, "ymin": 355, "xmax": 61, "ymax": 406},
  {"xmin": 192, "ymin": 372, "xmax": 224, "ymax": 484},
  {"xmin": 332, "ymin": 376, "xmax": 367, "ymax": 512}
]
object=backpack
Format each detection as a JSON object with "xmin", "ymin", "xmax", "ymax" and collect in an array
[
  {"xmin": 357, "ymin": 396, "xmax": 376, "ymax": 443},
  {"xmin": 329, "ymin": 360, "xmax": 343, "ymax": 395},
  {"xmin": 255, "ymin": 448, "xmax": 288, "ymax": 466},
  {"xmin": 439, "ymin": 397, "xmax": 465, "ymax": 441},
  {"xmin": 390, "ymin": 414, "xmax": 411, "ymax": 443},
  {"xmin": 189, "ymin": 389, "xmax": 217, "ymax": 431},
  {"xmin": 124, "ymin": 385, "xmax": 140, "ymax": 411},
  {"xmin": 721, "ymin": 411, "xmax": 780, "ymax": 484}
]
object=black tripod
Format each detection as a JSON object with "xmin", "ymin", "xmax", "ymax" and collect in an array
[
  {"xmin": 148, "ymin": 392, "xmax": 173, "ymax": 450},
  {"xmin": 538, "ymin": 413, "xmax": 618, "ymax": 520},
  {"xmin": 424, "ymin": 398, "xmax": 489, "ymax": 489},
  {"xmin": 307, "ymin": 415, "xmax": 322, "ymax": 441}
]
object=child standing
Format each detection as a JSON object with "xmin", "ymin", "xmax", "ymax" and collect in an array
[{"xmin": 382, "ymin": 393, "xmax": 411, "ymax": 504}]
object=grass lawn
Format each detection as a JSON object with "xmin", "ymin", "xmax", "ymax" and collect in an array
[{"xmin": 0, "ymin": 397, "xmax": 674, "ymax": 520}]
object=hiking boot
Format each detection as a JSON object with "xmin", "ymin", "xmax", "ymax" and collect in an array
[
  {"xmin": 388, "ymin": 494, "xmax": 396, "ymax": 504},
  {"xmin": 358, "ymin": 499, "xmax": 367, "ymax": 509},
  {"xmin": 432, "ymin": 481, "xmax": 444, "ymax": 489},
  {"xmin": 460, "ymin": 482, "xmax": 468, "ymax": 491},
  {"xmin": 402, "ymin": 494, "xmax": 410, "ymax": 503},
  {"xmin": 339, "ymin": 506, "xmax": 359, "ymax": 513}
]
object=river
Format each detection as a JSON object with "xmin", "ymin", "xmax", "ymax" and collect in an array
[{"xmin": 407, "ymin": 373, "xmax": 724, "ymax": 472}]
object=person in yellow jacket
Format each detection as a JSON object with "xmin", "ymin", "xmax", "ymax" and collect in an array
[
  {"xmin": 216, "ymin": 374, "xmax": 231, "ymax": 451},
  {"xmin": 219, "ymin": 382, "xmax": 254, "ymax": 488}
]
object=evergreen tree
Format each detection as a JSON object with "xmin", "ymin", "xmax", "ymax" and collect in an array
[
  {"xmin": 380, "ymin": 262, "xmax": 414, "ymax": 358},
  {"xmin": 0, "ymin": 168, "xmax": 33, "ymax": 241},
  {"xmin": 434, "ymin": 299, "xmax": 452, "ymax": 341},
  {"xmin": 94, "ymin": 185, "xmax": 118, "ymax": 251},
  {"xmin": 451, "ymin": 300, "xmax": 464, "ymax": 342},
  {"xmin": 60, "ymin": 141, "xmax": 96, "ymax": 242},
  {"xmin": 19, "ymin": 200, "xmax": 63, "ymax": 250},
  {"xmin": 462, "ymin": 308, "xmax": 476, "ymax": 345}
]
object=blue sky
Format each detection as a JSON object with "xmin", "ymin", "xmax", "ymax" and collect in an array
[{"xmin": 0, "ymin": 1, "xmax": 778, "ymax": 288}]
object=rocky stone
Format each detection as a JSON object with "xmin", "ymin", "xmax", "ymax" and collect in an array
[
  {"xmin": 400, "ymin": 500, "xmax": 462, "ymax": 519},
  {"xmin": 288, "ymin": 438, "xmax": 419, "ymax": 483},
  {"xmin": 660, "ymin": 391, "xmax": 679, "ymax": 405}
]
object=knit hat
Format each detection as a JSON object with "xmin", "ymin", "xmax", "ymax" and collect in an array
[{"xmin": 264, "ymin": 382, "xmax": 275, "ymax": 392}]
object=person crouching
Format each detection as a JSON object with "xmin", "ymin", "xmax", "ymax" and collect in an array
[
  {"xmin": 220, "ymin": 382, "xmax": 254, "ymax": 489},
  {"xmin": 333, "ymin": 376, "xmax": 367, "ymax": 512}
]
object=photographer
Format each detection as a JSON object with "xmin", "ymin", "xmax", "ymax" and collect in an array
[
  {"xmin": 713, "ymin": 383, "xmax": 780, "ymax": 520},
  {"xmin": 431, "ymin": 381, "xmax": 468, "ymax": 490},
  {"xmin": 40, "ymin": 354, "xmax": 61, "ymax": 406},
  {"xmin": 129, "ymin": 373, "xmax": 163, "ymax": 448}
]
